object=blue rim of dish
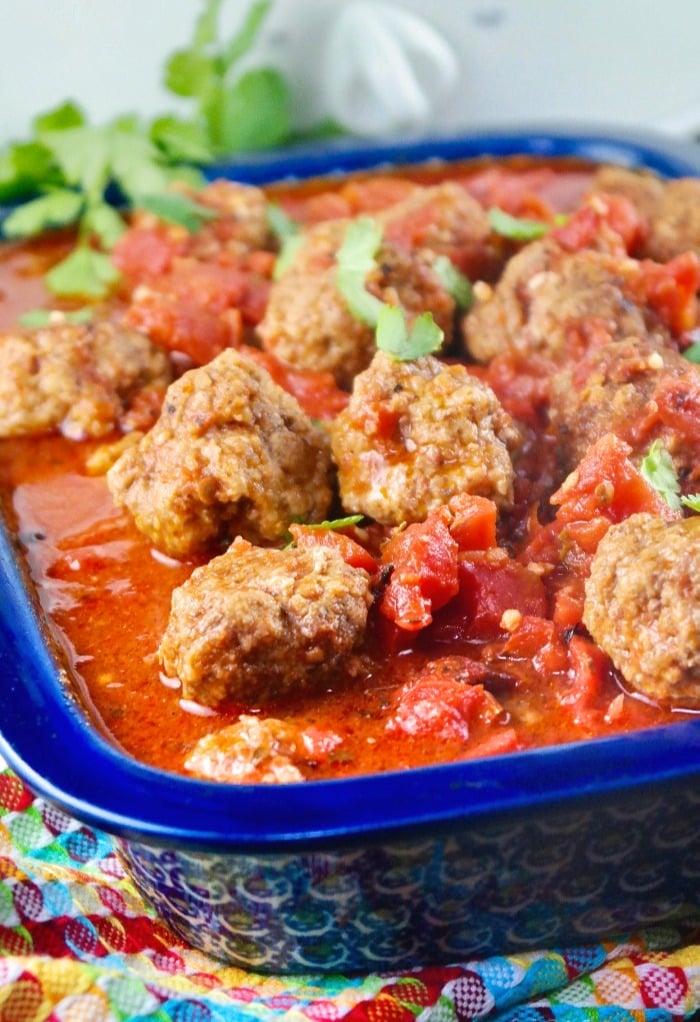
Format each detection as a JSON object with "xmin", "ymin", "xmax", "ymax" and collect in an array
[{"xmin": 1, "ymin": 127, "xmax": 700, "ymax": 852}]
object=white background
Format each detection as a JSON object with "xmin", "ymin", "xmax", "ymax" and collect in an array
[{"xmin": 2, "ymin": 0, "xmax": 700, "ymax": 145}]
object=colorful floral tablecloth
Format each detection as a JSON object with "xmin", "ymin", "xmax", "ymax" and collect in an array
[{"xmin": 1, "ymin": 762, "xmax": 698, "ymax": 1022}]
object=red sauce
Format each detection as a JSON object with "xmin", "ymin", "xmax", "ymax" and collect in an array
[{"xmin": 0, "ymin": 157, "xmax": 693, "ymax": 781}]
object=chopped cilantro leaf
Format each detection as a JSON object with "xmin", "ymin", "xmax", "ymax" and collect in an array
[
  {"xmin": 640, "ymin": 440, "xmax": 681, "ymax": 510},
  {"xmin": 302, "ymin": 515, "xmax": 364, "ymax": 531},
  {"xmin": 18, "ymin": 306, "xmax": 94, "ymax": 328},
  {"xmin": 376, "ymin": 305, "xmax": 443, "ymax": 361},
  {"xmin": 134, "ymin": 192, "xmax": 220, "ymax": 232},
  {"xmin": 488, "ymin": 206, "xmax": 549, "ymax": 241},
  {"xmin": 432, "ymin": 254, "xmax": 473, "ymax": 309},
  {"xmin": 45, "ymin": 246, "xmax": 121, "ymax": 299},
  {"xmin": 335, "ymin": 216, "xmax": 385, "ymax": 326},
  {"xmin": 3, "ymin": 189, "xmax": 84, "ymax": 238},
  {"xmin": 683, "ymin": 341, "xmax": 700, "ymax": 364}
]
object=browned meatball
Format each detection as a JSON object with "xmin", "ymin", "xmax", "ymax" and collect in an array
[
  {"xmin": 0, "ymin": 318, "xmax": 173, "ymax": 439},
  {"xmin": 159, "ymin": 538, "xmax": 374, "ymax": 706},
  {"xmin": 185, "ymin": 715, "xmax": 304, "ymax": 783},
  {"xmin": 549, "ymin": 337, "xmax": 700, "ymax": 477},
  {"xmin": 127, "ymin": 179, "xmax": 273, "ymax": 262},
  {"xmin": 463, "ymin": 244, "xmax": 666, "ymax": 365},
  {"xmin": 583, "ymin": 512, "xmax": 700, "ymax": 709},
  {"xmin": 331, "ymin": 350, "xmax": 520, "ymax": 526},
  {"xmin": 257, "ymin": 216, "xmax": 455, "ymax": 388},
  {"xmin": 107, "ymin": 349, "xmax": 334, "ymax": 557},
  {"xmin": 589, "ymin": 171, "xmax": 700, "ymax": 264},
  {"xmin": 588, "ymin": 166, "xmax": 664, "ymax": 226},
  {"xmin": 645, "ymin": 178, "xmax": 700, "ymax": 263},
  {"xmin": 380, "ymin": 180, "xmax": 504, "ymax": 281}
]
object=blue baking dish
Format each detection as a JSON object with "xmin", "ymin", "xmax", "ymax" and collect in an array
[{"xmin": 1, "ymin": 127, "xmax": 699, "ymax": 973}]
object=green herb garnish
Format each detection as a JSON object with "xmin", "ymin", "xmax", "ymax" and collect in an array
[
  {"xmin": 134, "ymin": 192, "xmax": 220, "ymax": 231},
  {"xmin": 376, "ymin": 305, "xmax": 443, "ymax": 361},
  {"xmin": 682, "ymin": 341, "xmax": 700, "ymax": 364},
  {"xmin": 1, "ymin": 108, "xmax": 202, "ymax": 298},
  {"xmin": 640, "ymin": 439, "xmax": 700, "ymax": 512},
  {"xmin": 335, "ymin": 216, "xmax": 385, "ymax": 326},
  {"xmin": 163, "ymin": 0, "xmax": 291, "ymax": 157},
  {"xmin": 0, "ymin": 0, "xmax": 322, "ymax": 300},
  {"xmin": 301, "ymin": 515, "xmax": 364, "ymax": 531},
  {"xmin": 432, "ymin": 254, "xmax": 473, "ymax": 310},
  {"xmin": 266, "ymin": 202, "xmax": 304, "ymax": 280},
  {"xmin": 18, "ymin": 307, "xmax": 94, "ymax": 328},
  {"xmin": 488, "ymin": 206, "xmax": 549, "ymax": 241},
  {"xmin": 335, "ymin": 216, "xmax": 444, "ymax": 360}
]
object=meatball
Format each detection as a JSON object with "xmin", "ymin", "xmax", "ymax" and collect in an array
[
  {"xmin": 124, "ymin": 179, "xmax": 272, "ymax": 264},
  {"xmin": 107, "ymin": 348, "xmax": 334, "ymax": 557},
  {"xmin": 583, "ymin": 513, "xmax": 700, "ymax": 709},
  {"xmin": 185, "ymin": 715, "xmax": 304, "ymax": 783},
  {"xmin": 645, "ymin": 178, "xmax": 700, "ymax": 263},
  {"xmin": 549, "ymin": 337, "xmax": 700, "ymax": 478},
  {"xmin": 188, "ymin": 179, "xmax": 273, "ymax": 255},
  {"xmin": 463, "ymin": 244, "xmax": 666, "ymax": 366},
  {"xmin": 0, "ymin": 318, "xmax": 173, "ymax": 440},
  {"xmin": 588, "ymin": 171, "xmax": 700, "ymax": 264},
  {"xmin": 159, "ymin": 537, "xmax": 373, "ymax": 706},
  {"xmin": 380, "ymin": 181, "xmax": 504, "ymax": 281},
  {"xmin": 256, "ymin": 216, "xmax": 455, "ymax": 388},
  {"xmin": 331, "ymin": 350, "xmax": 520, "ymax": 526},
  {"xmin": 588, "ymin": 166, "xmax": 664, "ymax": 227}
]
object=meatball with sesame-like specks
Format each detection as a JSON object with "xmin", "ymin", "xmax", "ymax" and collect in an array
[
  {"xmin": 331, "ymin": 350, "xmax": 520, "ymax": 526},
  {"xmin": 583, "ymin": 512, "xmax": 700, "ymax": 709},
  {"xmin": 463, "ymin": 243, "xmax": 669, "ymax": 366},
  {"xmin": 107, "ymin": 348, "xmax": 334, "ymax": 557},
  {"xmin": 257, "ymin": 216, "xmax": 456, "ymax": 388},
  {"xmin": 159, "ymin": 538, "xmax": 374, "ymax": 707},
  {"xmin": 0, "ymin": 318, "xmax": 173, "ymax": 440}
]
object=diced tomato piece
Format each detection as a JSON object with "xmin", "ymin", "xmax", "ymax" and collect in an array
[
  {"xmin": 387, "ymin": 664, "xmax": 503, "ymax": 742},
  {"xmin": 244, "ymin": 347, "xmax": 348, "ymax": 420},
  {"xmin": 340, "ymin": 176, "xmax": 419, "ymax": 214},
  {"xmin": 431, "ymin": 554, "xmax": 548, "ymax": 642},
  {"xmin": 289, "ymin": 523, "xmax": 378, "ymax": 573},
  {"xmin": 655, "ymin": 376, "xmax": 700, "ymax": 445},
  {"xmin": 112, "ymin": 226, "xmax": 185, "ymax": 281},
  {"xmin": 483, "ymin": 352, "xmax": 553, "ymax": 427},
  {"xmin": 551, "ymin": 433, "xmax": 673, "ymax": 523},
  {"xmin": 501, "ymin": 615, "xmax": 569, "ymax": 674},
  {"xmin": 630, "ymin": 252, "xmax": 700, "ymax": 335},
  {"xmin": 125, "ymin": 293, "xmax": 242, "ymax": 364},
  {"xmin": 552, "ymin": 194, "xmax": 644, "ymax": 254},
  {"xmin": 560, "ymin": 635, "xmax": 609, "ymax": 721},
  {"xmin": 379, "ymin": 512, "xmax": 459, "ymax": 631},
  {"xmin": 551, "ymin": 584, "xmax": 586, "ymax": 631},
  {"xmin": 445, "ymin": 493, "xmax": 498, "ymax": 551}
]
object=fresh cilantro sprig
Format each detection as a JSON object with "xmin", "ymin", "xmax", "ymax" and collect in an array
[
  {"xmin": 1, "ymin": 103, "xmax": 206, "ymax": 298},
  {"xmin": 432, "ymin": 254, "xmax": 473, "ymax": 310},
  {"xmin": 640, "ymin": 439, "xmax": 700, "ymax": 512},
  {"xmin": 335, "ymin": 216, "xmax": 445, "ymax": 361},
  {"xmin": 335, "ymin": 216, "xmax": 385, "ymax": 326},
  {"xmin": 0, "ymin": 1, "xmax": 331, "ymax": 301},
  {"xmin": 162, "ymin": 0, "xmax": 291, "ymax": 158},
  {"xmin": 266, "ymin": 202, "xmax": 304, "ymax": 280}
]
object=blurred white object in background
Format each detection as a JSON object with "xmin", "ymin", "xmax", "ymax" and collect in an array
[
  {"xmin": 2, "ymin": 0, "xmax": 700, "ymax": 144},
  {"xmin": 313, "ymin": 2, "xmax": 457, "ymax": 135}
]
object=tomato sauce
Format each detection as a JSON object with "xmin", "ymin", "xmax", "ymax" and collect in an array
[{"xmin": 0, "ymin": 157, "xmax": 694, "ymax": 782}]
